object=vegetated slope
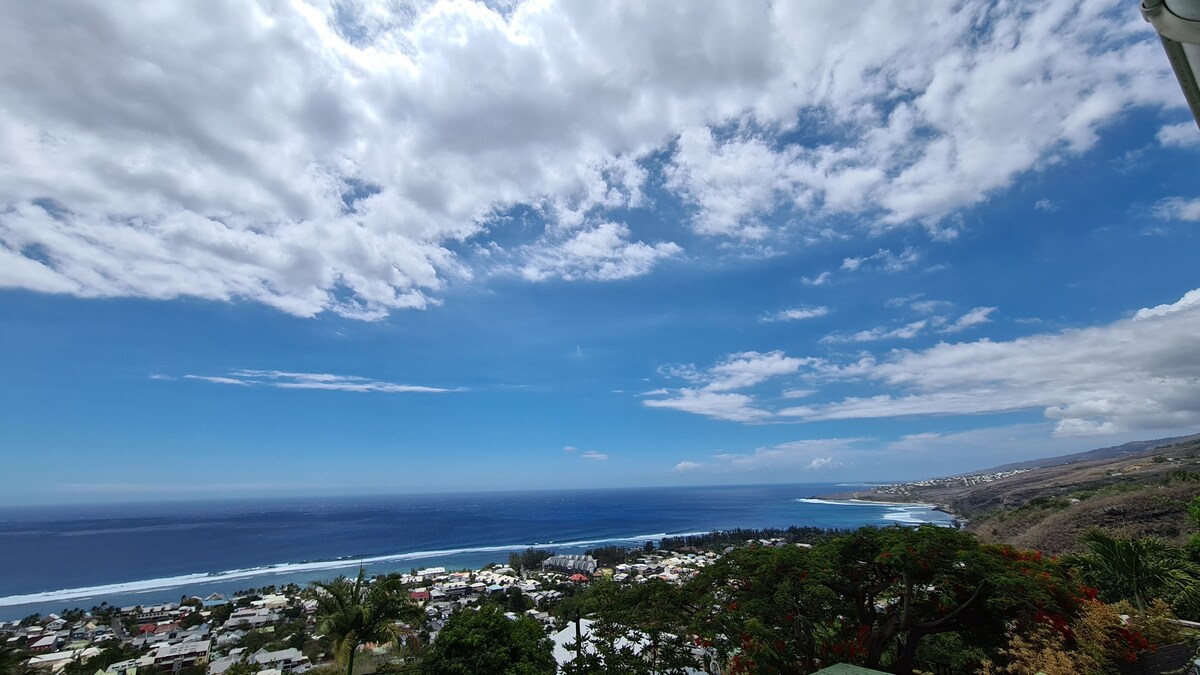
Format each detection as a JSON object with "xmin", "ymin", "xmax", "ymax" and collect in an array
[
  {"xmin": 860, "ymin": 436, "xmax": 1200, "ymax": 555},
  {"xmin": 982, "ymin": 433, "xmax": 1200, "ymax": 473}
]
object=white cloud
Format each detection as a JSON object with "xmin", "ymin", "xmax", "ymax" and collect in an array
[
  {"xmin": 886, "ymin": 294, "xmax": 952, "ymax": 315},
  {"xmin": 702, "ymin": 351, "xmax": 811, "ymax": 392},
  {"xmin": 1157, "ymin": 123, "xmax": 1200, "ymax": 148},
  {"xmin": 182, "ymin": 369, "xmax": 456, "ymax": 393},
  {"xmin": 840, "ymin": 247, "xmax": 920, "ymax": 274},
  {"xmin": 517, "ymin": 221, "xmax": 681, "ymax": 282},
  {"xmin": 563, "ymin": 446, "xmax": 578, "ymax": 453},
  {"xmin": 821, "ymin": 320, "xmax": 928, "ymax": 344},
  {"xmin": 1034, "ymin": 198, "xmax": 1060, "ymax": 211},
  {"xmin": 648, "ymin": 289, "xmax": 1200, "ymax": 437},
  {"xmin": 643, "ymin": 389, "xmax": 771, "ymax": 423},
  {"xmin": 762, "ymin": 306, "xmax": 830, "ymax": 322},
  {"xmin": 580, "ymin": 450, "xmax": 608, "ymax": 461},
  {"xmin": 184, "ymin": 375, "xmax": 254, "ymax": 386},
  {"xmin": 0, "ymin": 0, "xmax": 1179, "ymax": 318},
  {"xmin": 1151, "ymin": 197, "xmax": 1200, "ymax": 221},
  {"xmin": 801, "ymin": 271, "xmax": 833, "ymax": 287},
  {"xmin": 941, "ymin": 306, "xmax": 996, "ymax": 333},
  {"xmin": 786, "ymin": 289, "xmax": 1200, "ymax": 435},
  {"xmin": 672, "ymin": 438, "xmax": 864, "ymax": 473}
]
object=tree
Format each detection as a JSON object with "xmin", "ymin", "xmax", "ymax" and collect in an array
[
  {"xmin": 0, "ymin": 645, "xmax": 32, "ymax": 675},
  {"xmin": 811, "ymin": 525, "xmax": 1086, "ymax": 674},
  {"xmin": 509, "ymin": 548, "xmax": 554, "ymax": 573},
  {"xmin": 688, "ymin": 526, "xmax": 1087, "ymax": 674},
  {"xmin": 564, "ymin": 579, "xmax": 698, "ymax": 675},
  {"xmin": 1067, "ymin": 529, "xmax": 1200, "ymax": 616},
  {"xmin": 312, "ymin": 569, "xmax": 422, "ymax": 675},
  {"xmin": 420, "ymin": 605, "xmax": 554, "ymax": 675},
  {"xmin": 688, "ymin": 543, "xmax": 835, "ymax": 673}
]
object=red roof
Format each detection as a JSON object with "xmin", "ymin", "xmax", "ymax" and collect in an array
[{"xmin": 569, "ymin": 574, "xmax": 590, "ymax": 582}]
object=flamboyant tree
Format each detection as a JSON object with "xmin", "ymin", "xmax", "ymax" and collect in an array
[{"xmin": 686, "ymin": 526, "xmax": 1088, "ymax": 674}]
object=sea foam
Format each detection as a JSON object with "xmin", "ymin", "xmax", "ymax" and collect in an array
[{"xmin": 0, "ymin": 531, "xmax": 706, "ymax": 607}]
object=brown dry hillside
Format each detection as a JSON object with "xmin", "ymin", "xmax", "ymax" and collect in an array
[{"xmin": 846, "ymin": 437, "xmax": 1200, "ymax": 555}]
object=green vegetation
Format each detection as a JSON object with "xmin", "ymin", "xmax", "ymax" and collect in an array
[
  {"xmin": 419, "ymin": 605, "xmax": 553, "ymax": 675},
  {"xmin": 508, "ymin": 547, "xmax": 555, "ymax": 572},
  {"xmin": 660, "ymin": 526, "xmax": 839, "ymax": 551},
  {"xmin": 312, "ymin": 569, "xmax": 422, "ymax": 675},
  {"xmin": 582, "ymin": 544, "xmax": 638, "ymax": 567},
  {"xmin": 1068, "ymin": 529, "xmax": 1200, "ymax": 614},
  {"xmin": 0, "ymin": 644, "xmax": 33, "ymax": 675}
]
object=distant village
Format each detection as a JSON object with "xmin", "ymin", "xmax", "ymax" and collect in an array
[
  {"xmin": 872, "ymin": 468, "xmax": 1030, "ymax": 499},
  {"xmin": 1, "ymin": 540, "xmax": 802, "ymax": 675}
]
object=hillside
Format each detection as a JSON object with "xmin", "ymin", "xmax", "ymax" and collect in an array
[
  {"xmin": 846, "ymin": 435, "xmax": 1200, "ymax": 555},
  {"xmin": 981, "ymin": 433, "xmax": 1200, "ymax": 473}
]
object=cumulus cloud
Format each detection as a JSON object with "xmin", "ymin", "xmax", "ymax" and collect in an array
[
  {"xmin": 1157, "ymin": 123, "xmax": 1200, "ymax": 148},
  {"xmin": 1152, "ymin": 197, "xmax": 1200, "ymax": 221},
  {"xmin": 181, "ymin": 369, "xmax": 456, "ymax": 393},
  {"xmin": 762, "ymin": 306, "xmax": 830, "ymax": 322},
  {"xmin": 644, "ymin": 351, "xmax": 814, "ymax": 421},
  {"xmin": 643, "ymin": 389, "xmax": 771, "ymax": 423},
  {"xmin": 649, "ymin": 289, "xmax": 1200, "ymax": 436},
  {"xmin": 0, "ymin": 0, "xmax": 1179, "ymax": 318},
  {"xmin": 517, "ymin": 222, "xmax": 681, "ymax": 282},
  {"xmin": 787, "ymin": 289, "xmax": 1200, "ymax": 435}
]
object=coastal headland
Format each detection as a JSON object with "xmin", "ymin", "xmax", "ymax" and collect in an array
[{"xmin": 823, "ymin": 433, "xmax": 1200, "ymax": 554}]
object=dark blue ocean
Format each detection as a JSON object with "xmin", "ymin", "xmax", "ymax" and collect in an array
[{"xmin": 0, "ymin": 484, "xmax": 950, "ymax": 619}]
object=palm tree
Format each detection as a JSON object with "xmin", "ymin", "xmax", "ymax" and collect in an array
[
  {"xmin": 311, "ymin": 569, "xmax": 421, "ymax": 675},
  {"xmin": 1068, "ymin": 529, "xmax": 1200, "ymax": 615}
]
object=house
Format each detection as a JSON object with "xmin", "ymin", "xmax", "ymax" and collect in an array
[
  {"xmin": 207, "ymin": 648, "xmax": 246, "ymax": 675},
  {"xmin": 152, "ymin": 640, "xmax": 211, "ymax": 669},
  {"xmin": 541, "ymin": 555, "xmax": 598, "ymax": 576},
  {"xmin": 30, "ymin": 635, "xmax": 59, "ymax": 653},
  {"xmin": 415, "ymin": 567, "xmax": 446, "ymax": 580},
  {"xmin": 202, "ymin": 594, "xmax": 228, "ymax": 609},
  {"xmin": 135, "ymin": 605, "xmax": 178, "ymax": 624},
  {"xmin": 224, "ymin": 608, "xmax": 276, "ymax": 630},
  {"xmin": 215, "ymin": 630, "xmax": 245, "ymax": 647},
  {"xmin": 249, "ymin": 595, "xmax": 289, "ymax": 611},
  {"xmin": 250, "ymin": 647, "xmax": 308, "ymax": 673},
  {"xmin": 28, "ymin": 647, "xmax": 100, "ymax": 673},
  {"xmin": 96, "ymin": 655, "xmax": 155, "ymax": 675},
  {"xmin": 408, "ymin": 588, "xmax": 430, "ymax": 602}
]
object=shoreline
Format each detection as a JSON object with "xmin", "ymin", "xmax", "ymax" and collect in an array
[
  {"xmin": 0, "ymin": 488, "xmax": 956, "ymax": 619},
  {"xmin": 813, "ymin": 489, "xmax": 967, "ymax": 529},
  {"xmin": 0, "ymin": 506, "xmax": 957, "ymax": 620}
]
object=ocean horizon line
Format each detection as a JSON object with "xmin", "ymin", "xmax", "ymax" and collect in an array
[{"xmin": 0, "ymin": 481, "xmax": 895, "ymax": 510}]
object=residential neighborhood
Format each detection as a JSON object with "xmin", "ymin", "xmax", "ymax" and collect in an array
[{"xmin": 0, "ymin": 543, "xmax": 745, "ymax": 675}]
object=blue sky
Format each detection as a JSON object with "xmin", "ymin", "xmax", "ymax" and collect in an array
[{"xmin": 1, "ymin": 0, "xmax": 1199, "ymax": 504}]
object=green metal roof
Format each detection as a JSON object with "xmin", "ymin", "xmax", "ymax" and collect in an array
[{"xmin": 813, "ymin": 665, "xmax": 891, "ymax": 675}]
